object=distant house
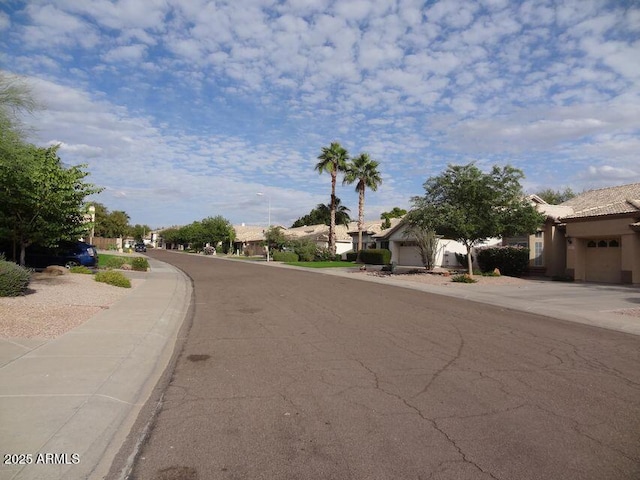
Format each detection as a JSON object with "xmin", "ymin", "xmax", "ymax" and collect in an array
[
  {"xmin": 506, "ymin": 183, "xmax": 640, "ymax": 284},
  {"xmin": 286, "ymin": 223, "xmax": 353, "ymax": 255},
  {"xmin": 233, "ymin": 224, "xmax": 267, "ymax": 256}
]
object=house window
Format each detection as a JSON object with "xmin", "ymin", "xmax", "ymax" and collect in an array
[
  {"xmin": 609, "ymin": 240, "xmax": 619, "ymax": 247},
  {"xmin": 587, "ymin": 241, "xmax": 597, "ymax": 248},
  {"xmin": 380, "ymin": 241, "xmax": 389, "ymax": 249},
  {"xmin": 597, "ymin": 240, "xmax": 608, "ymax": 248},
  {"xmin": 535, "ymin": 231, "xmax": 543, "ymax": 238},
  {"xmin": 534, "ymin": 241, "xmax": 543, "ymax": 266}
]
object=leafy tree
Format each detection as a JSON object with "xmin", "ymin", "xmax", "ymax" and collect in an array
[
  {"xmin": 343, "ymin": 152, "xmax": 382, "ymax": 260},
  {"xmin": 315, "ymin": 142, "xmax": 349, "ymax": 255},
  {"xmin": 0, "ymin": 71, "xmax": 37, "ymax": 141},
  {"xmin": 0, "ymin": 144, "xmax": 101, "ymax": 265},
  {"xmin": 200, "ymin": 215, "xmax": 235, "ymax": 253},
  {"xmin": 291, "ymin": 197, "xmax": 351, "ymax": 227},
  {"xmin": 129, "ymin": 224, "xmax": 152, "ymax": 242},
  {"xmin": 410, "ymin": 163, "xmax": 545, "ymax": 276},
  {"xmin": 535, "ymin": 187, "xmax": 576, "ymax": 204},
  {"xmin": 265, "ymin": 226, "xmax": 288, "ymax": 252},
  {"xmin": 380, "ymin": 207, "xmax": 407, "ymax": 229}
]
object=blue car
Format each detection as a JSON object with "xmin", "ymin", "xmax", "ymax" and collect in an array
[{"xmin": 25, "ymin": 241, "xmax": 98, "ymax": 269}]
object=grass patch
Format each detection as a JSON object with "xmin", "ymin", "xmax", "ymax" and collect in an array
[
  {"xmin": 69, "ymin": 265, "xmax": 93, "ymax": 274},
  {"xmin": 99, "ymin": 253, "xmax": 149, "ymax": 271},
  {"xmin": 284, "ymin": 261, "xmax": 355, "ymax": 268}
]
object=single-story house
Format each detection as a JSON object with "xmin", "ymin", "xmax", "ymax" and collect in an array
[
  {"xmin": 370, "ymin": 219, "xmax": 501, "ymax": 268},
  {"xmin": 505, "ymin": 183, "xmax": 640, "ymax": 284},
  {"xmin": 286, "ymin": 223, "xmax": 353, "ymax": 255},
  {"xmin": 233, "ymin": 224, "xmax": 268, "ymax": 256}
]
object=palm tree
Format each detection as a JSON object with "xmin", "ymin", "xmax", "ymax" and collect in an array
[
  {"xmin": 315, "ymin": 142, "xmax": 349, "ymax": 255},
  {"xmin": 317, "ymin": 197, "xmax": 351, "ymax": 227},
  {"xmin": 343, "ymin": 153, "xmax": 382, "ymax": 261}
]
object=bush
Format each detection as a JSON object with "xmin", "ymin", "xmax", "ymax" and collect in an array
[
  {"xmin": 476, "ymin": 246, "xmax": 529, "ymax": 277},
  {"xmin": 272, "ymin": 251, "xmax": 299, "ymax": 262},
  {"xmin": 359, "ymin": 249, "xmax": 391, "ymax": 265},
  {"xmin": 70, "ymin": 266, "xmax": 92, "ymax": 274},
  {"xmin": 0, "ymin": 259, "xmax": 31, "ymax": 296},
  {"xmin": 95, "ymin": 270, "xmax": 131, "ymax": 288},
  {"xmin": 314, "ymin": 247, "xmax": 333, "ymax": 262},
  {"xmin": 289, "ymin": 238, "xmax": 316, "ymax": 262},
  {"xmin": 345, "ymin": 252, "xmax": 358, "ymax": 262},
  {"xmin": 131, "ymin": 257, "xmax": 149, "ymax": 271},
  {"xmin": 451, "ymin": 273, "xmax": 477, "ymax": 283}
]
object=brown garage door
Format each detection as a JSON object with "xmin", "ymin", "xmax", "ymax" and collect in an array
[{"xmin": 585, "ymin": 239, "xmax": 621, "ymax": 283}]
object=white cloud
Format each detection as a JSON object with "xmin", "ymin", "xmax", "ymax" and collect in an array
[
  {"xmin": 102, "ymin": 44, "xmax": 147, "ymax": 63},
  {"xmin": 0, "ymin": 12, "xmax": 10, "ymax": 30}
]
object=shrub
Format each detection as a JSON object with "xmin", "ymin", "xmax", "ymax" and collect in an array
[
  {"xmin": 0, "ymin": 259, "xmax": 31, "ymax": 296},
  {"xmin": 451, "ymin": 273, "xmax": 477, "ymax": 283},
  {"xmin": 289, "ymin": 238, "xmax": 316, "ymax": 262},
  {"xmin": 476, "ymin": 246, "xmax": 529, "ymax": 277},
  {"xmin": 70, "ymin": 266, "xmax": 92, "ymax": 274},
  {"xmin": 95, "ymin": 270, "xmax": 131, "ymax": 288},
  {"xmin": 359, "ymin": 249, "xmax": 391, "ymax": 265},
  {"xmin": 314, "ymin": 247, "xmax": 333, "ymax": 262},
  {"xmin": 131, "ymin": 257, "xmax": 149, "ymax": 271},
  {"xmin": 272, "ymin": 251, "xmax": 299, "ymax": 262},
  {"xmin": 345, "ymin": 252, "xmax": 358, "ymax": 262}
]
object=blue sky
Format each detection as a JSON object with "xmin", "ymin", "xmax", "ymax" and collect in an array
[{"xmin": 1, "ymin": 0, "xmax": 639, "ymax": 229}]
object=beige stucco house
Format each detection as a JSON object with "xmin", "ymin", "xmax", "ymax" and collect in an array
[{"xmin": 506, "ymin": 183, "xmax": 640, "ymax": 284}]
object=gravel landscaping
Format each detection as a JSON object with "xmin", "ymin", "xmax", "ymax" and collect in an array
[{"xmin": 0, "ymin": 271, "xmax": 143, "ymax": 339}]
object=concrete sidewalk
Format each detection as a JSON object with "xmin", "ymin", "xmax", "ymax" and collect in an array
[{"xmin": 0, "ymin": 258, "xmax": 192, "ymax": 480}]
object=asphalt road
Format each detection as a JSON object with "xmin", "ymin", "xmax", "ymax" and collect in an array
[{"xmin": 126, "ymin": 251, "xmax": 640, "ymax": 480}]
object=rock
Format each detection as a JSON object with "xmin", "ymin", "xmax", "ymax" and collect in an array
[
  {"xmin": 493, "ymin": 268, "xmax": 501, "ymax": 276},
  {"xmin": 44, "ymin": 265, "xmax": 67, "ymax": 275},
  {"xmin": 120, "ymin": 263, "xmax": 133, "ymax": 270},
  {"xmin": 359, "ymin": 265, "xmax": 367, "ymax": 271}
]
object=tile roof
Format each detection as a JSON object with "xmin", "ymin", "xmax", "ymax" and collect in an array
[
  {"xmin": 233, "ymin": 225, "xmax": 265, "ymax": 242},
  {"xmin": 559, "ymin": 183, "xmax": 640, "ymax": 220}
]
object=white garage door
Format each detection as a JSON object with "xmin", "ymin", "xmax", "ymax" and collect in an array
[
  {"xmin": 585, "ymin": 239, "xmax": 621, "ymax": 283},
  {"xmin": 397, "ymin": 243, "xmax": 423, "ymax": 267}
]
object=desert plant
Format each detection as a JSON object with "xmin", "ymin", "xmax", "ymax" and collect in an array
[
  {"xmin": 94, "ymin": 270, "xmax": 131, "ymax": 288},
  {"xmin": 69, "ymin": 265, "xmax": 92, "ymax": 274},
  {"xmin": 0, "ymin": 258, "xmax": 31, "ymax": 296},
  {"xmin": 131, "ymin": 257, "xmax": 149, "ymax": 271},
  {"xmin": 451, "ymin": 273, "xmax": 477, "ymax": 283}
]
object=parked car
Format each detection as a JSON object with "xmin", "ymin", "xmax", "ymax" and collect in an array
[
  {"xmin": 134, "ymin": 243, "xmax": 147, "ymax": 252},
  {"xmin": 25, "ymin": 241, "xmax": 98, "ymax": 269}
]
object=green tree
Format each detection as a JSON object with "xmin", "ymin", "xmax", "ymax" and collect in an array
[
  {"xmin": 0, "ymin": 144, "xmax": 101, "ymax": 265},
  {"xmin": 0, "ymin": 71, "xmax": 37, "ymax": 141},
  {"xmin": 315, "ymin": 142, "xmax": 349, "ymax": 255},
  {"xmin": 106, "ymin": 211, "xmax": 131, "ymax": 238},
  {"xmin": 535, "ymin": 187, "xmax": 576, "ymax": 204},
  {"xmin": 200, "ymin": 215, "xmax": 235, "ymax": 253},
  {"xmin": 410, "ymin": 163, "xmax": 545, "ymax": 276},
  {"xmin": 265, "ymin": 226, "xmax": 288, "ymax": 252},
  {"xmin": 291, "ymin": 198, "xmax": 351, "ymax": 228},
  {"xmin": 380, "ymin": 207, "xmax": 407, "ymax": 229},
  {"xmin": 343, "ymin": 153, "xmax": 382, "ymax": 260},
  {"xmin": 129, "ymin": 224, "xmax": 152, "ymax": 242}
]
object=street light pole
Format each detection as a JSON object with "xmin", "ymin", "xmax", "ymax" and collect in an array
[{"xmin": 256, "ymin": 193, "xmax": 271, "ymax": 262}]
